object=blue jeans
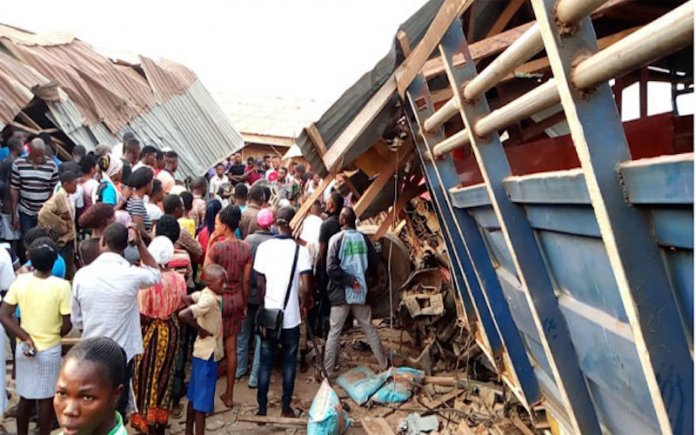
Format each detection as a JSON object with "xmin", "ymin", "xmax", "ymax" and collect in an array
[
  {"xmin": 18, "ymin": 212, "xmax": 37, "ymax": 236},
  {"xmin": 236, "ymin": 304, "xmax": 258, "ymax": 378},
  {"xmin": 257, "ymin": 325, "xmax": 300, "ymax": 412}
]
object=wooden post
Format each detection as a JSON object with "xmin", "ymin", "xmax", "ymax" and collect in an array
[{"xmin": 290, "ymin": 174, "xmax": 335, "ymax": 231}]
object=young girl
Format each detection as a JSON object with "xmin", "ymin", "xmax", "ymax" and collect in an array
[
  {"xmin": 54, "ymin": 337, "xmax": 129, "ymax": 435},
  {"xmin": 0, "ymin": 239, "xmax": 72, "ymax": 435}
]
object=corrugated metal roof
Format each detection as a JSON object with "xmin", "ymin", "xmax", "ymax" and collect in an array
[
  {"xmin": 216, "ymin": 92, "xmax": 330, "ymax": 142},
  {"xmin": 0, "ymin": 23, "xmax": 243, "ymax": 178}
]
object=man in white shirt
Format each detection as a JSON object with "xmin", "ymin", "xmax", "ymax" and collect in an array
[
  {"xmin": 71, "ymin": 222, "xmax": 161, "ymax": 416},
  {"xmin": 209, "ymin": 163, "xmax": 226, "ymax": 196},
  {"xmin": 253, "ymin": 206, "xmax": 313, "ymax": 418},
  {"xmin": 300, "ymin": 200, "xmax": 323, "ymax": 266}
]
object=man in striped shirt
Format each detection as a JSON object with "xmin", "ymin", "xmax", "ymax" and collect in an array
[{"xmin": 10, "ymin": 138, "xmax": 59, "ymax": 244}]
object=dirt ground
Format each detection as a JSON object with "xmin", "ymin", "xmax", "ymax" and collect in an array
[
  {"xmin": 0, "ymin": 326, "xmax": 406, "ymax": 434},
  {"xmin": 0, "ymin": 324, "xmax": 533, "ymax": 434}
]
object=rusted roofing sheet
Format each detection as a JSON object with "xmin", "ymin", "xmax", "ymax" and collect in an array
[{"xmin": 0, "ymin": 23, "xmax": 243, "ymax": 178}]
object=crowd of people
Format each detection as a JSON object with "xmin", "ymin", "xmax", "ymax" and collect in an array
[{"xmin": 0, "ymin": 129, "xmax": 388, "ymax": 435}]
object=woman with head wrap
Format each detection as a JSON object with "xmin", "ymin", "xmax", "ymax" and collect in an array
[
  {"xmin": 131, "ymin": 235, "xmax": 186, "ymax": 434},
  {"xmin": 93, "ymin": 153, "xmax": 123, "ymax": 207}
]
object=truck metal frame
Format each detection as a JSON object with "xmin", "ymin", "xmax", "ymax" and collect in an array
[{"xmin": 399, "ymin": 1, "xmax": 693, "ymax": 433}]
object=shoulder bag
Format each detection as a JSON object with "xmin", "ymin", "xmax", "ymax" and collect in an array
[{"xmin": 255, "ymin": 244, "xmax": 299, "ymax": 340}]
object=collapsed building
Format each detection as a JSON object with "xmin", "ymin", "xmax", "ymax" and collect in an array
[
  {"xmin": 287, "ymin": 0, "xmax": 694, "ymax": 434},
  {"xmin": 0, "ymin": 24, "xmax": 243, "ymax": 178}
]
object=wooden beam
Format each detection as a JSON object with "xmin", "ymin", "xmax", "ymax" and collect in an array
[
  {"xmin": 360, "ymin": 417, "xmax": 395, "ymax": 435},
  {"xmin": 396, "ymin": 0, "xmax": 475, "ymax": 97},
  {"xmin": 305, "ymin": 122, "xmax": 327, "ymax": 157},
  {"xmin": 341, "ymin": 174, "xmax": 361, "ymax": 201},
  {"xmin": 354, "ymin": 146, "xmax": 413, "ymax": 217},
  {"xmin": 373, "ymin": 179, "xmax": 426, "ymax": 240},
  {"xmin": 485, "ymin": 0, "xmax": 525, "ymax": 38},
  {"xmin": 291, "ymin": 174, "xmax": 335, "ymax": 231},
  {"xmin": 519, "ymin": 111, "xmax": 566, "ymax": 142},
  {"xmin": 423, "ymin": 21, "xmax": 535, "ymax": 78},
  {"xmin": 321, "ymin": 0, "xmax": 474, "ymax": 173},
  {"xmin": 322, "ymin": 77, "xmax": 396, "ymax": 173},
  {"xmin": 396, "ymin": 30, "xmax": 411, "ymax": 57}
]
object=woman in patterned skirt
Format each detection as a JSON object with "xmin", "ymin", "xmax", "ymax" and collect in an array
[
  {"xmin": 204, "ymin": 205, "xmax": 251, "ymax": 409},
  {"xmin": 131, "ymin": 235, "xmax": 186, "ymax": 434}
]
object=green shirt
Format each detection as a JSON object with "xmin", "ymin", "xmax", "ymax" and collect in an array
[{"xmin": 59, "ymin": 412, "xmax": 127, "ymax": 435}]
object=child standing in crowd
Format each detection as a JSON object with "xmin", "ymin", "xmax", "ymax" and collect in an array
[
  {"xmin": 54, "ymin": 337, "xmax": 129, "ymax": 435},
  {"xmin": 179, "ymin": 263, "xmax": 225, "ymax": 435},
  {"xmin": 190, "ymin": 177, "xmax": 208, "ymax": 229},
  {"xmin": 178, "ymin": 191, "xmax": 196, "ymax": 237},
  {"xmin": 0, "ymin": 239, "xmax": 72, "ymax": 435}
]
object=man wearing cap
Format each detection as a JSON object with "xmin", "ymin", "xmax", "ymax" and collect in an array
[{"xmin": 238, "ymin": 208, "xmax": 275, "ymax": 388}]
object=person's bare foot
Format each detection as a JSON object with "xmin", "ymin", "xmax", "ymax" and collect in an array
[{"xmin": 219, "ymin": 393, "xmax": 234, "ymax": 408}]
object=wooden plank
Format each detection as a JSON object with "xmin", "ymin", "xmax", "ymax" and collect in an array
[
  {"xmin": 291, "ymin": 174, "xmax": 335, "ymax": 230},
  {"xmin": 511, "ymin": 415, "xmax": 536, "ymax": 435},
  {"xmin": 423, "ymin": 21, "xmax": 535, "ymax": 78},
  {"xmin": 361, "ymin": 417, "xmax": 395, "ymax": 435},
  {"xmin": 322, "ymin": 0, "xmax": 474, "ymax": 173},
  {"xmin": 237, "ymin": 415, "xmax": 307, "ymax": 426},
  {"xmin": 342, "ymin": 175, "xmax": 361, "ymax": 201},
  {"xmin": 322, "ymin": 77, "xmax": 396, "ymax": 173},
  {"xmin": 485, "ymin": 0, "xmax": 526, "ymax": 38},
  {"xmin": 519, "ymin": 111, "xmax": 566, "ymax": 142},
  {"xmin": 305, "ymin": 122, "xmax": 327, "ymax": 157},
  {"xmin": 354, "ymin": 146, "xmax": 413, "ymax": 217},
  {"xmin": 396, "ymin": 0, "xmax": 474, "ymax": 97},
  {"xmin": 396, "ymin": 30, "xmax": 412, "ymax": 57},
  {"xmin": 373, "ymin": 181, "xmax": 427, "ymax": 240}
]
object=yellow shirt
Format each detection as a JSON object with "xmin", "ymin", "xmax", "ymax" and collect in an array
[
  {"xmin": 5, "ymin": 274, "xmax": 71, "ymax": 350},
  {"xmin": 178, "ymin": 217, "xmax": 196, "ymax": 238},
  {"xmin": 190, "ymin": 288, "xmax": 223, "ymax": 361}
]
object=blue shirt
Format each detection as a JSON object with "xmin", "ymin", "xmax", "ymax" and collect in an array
[
  {"xmin": 24, "ymin": 254, "xmax": 66, "ymax": 279},
  {"xmin": 100, "ymin": 182, "xmax": 118, "ymax": 206}
]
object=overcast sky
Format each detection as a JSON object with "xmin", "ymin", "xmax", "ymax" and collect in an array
[
  {"xmin": 3, "ymin": 1, "xmax": 691, "ymax": 120},
  {"xmin": 3, "ymin": 0, "xmax": 428, "ymax": 103}
]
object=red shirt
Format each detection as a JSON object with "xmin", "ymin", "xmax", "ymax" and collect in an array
[{"xmin": 246, "ymin": 166, "xmax": 262, "ymax": 185}]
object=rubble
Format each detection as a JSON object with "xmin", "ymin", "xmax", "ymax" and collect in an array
[{"xmin": 398, "ymin": 413, "xmax": 439, "ymax": 435}]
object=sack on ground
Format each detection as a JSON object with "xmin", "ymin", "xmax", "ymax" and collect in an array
[
  {"xmin": 336, "ymin": 366, "xmax": 389, "ymax": 405},
  {"xmin": 307, "ymin": 379, "xmax": 350, "ymax": 435}
]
